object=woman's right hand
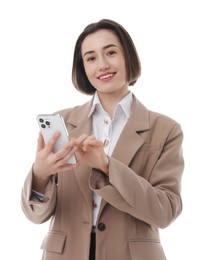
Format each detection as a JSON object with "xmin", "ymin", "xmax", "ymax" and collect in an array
[{"xmin": 32, "ymin": 132, "xmax": 78, "ymax": 193}]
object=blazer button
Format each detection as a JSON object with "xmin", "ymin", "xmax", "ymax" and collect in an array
[{"xmin": 97, "ymin": 223, "xmax": 106, "ymax": 231}]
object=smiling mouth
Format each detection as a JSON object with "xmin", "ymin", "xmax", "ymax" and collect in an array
[{"xmin": 98, "ymin": 73, "xmax": 115, "ymax": 80}]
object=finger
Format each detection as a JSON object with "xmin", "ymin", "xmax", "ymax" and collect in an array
[
  {"xmin": 82, "ymin": 138, "xmax": 102, "ymax": 151},
  {"xmin": 36, "ymin": 132, "xmax": 45, "ymax": 152},
  {"xmin": 86, "ymin": 139, "xmax": 103, "ymax": 146},
  {"xmin": 73, "ymin": 134, "xmax": 89, "ymax": 146},
  {"xmin": 80, "ymin": 135, "xmax": 96, "ymax": 150},
  {"xmin": 55, "ymin": 161, "xmax": 79, "ymax": 172},
  {"xmin": 57, "ymin": 146, "xmax": 78, "ymax": 166},
  {"xmin": 54, "ymin": 143, "xmax": 77, "ymax": 162},
  {"xmin": 68, "ymin": 134, "xmax": 89, "ymax": 152},
  {"xmin": 44, "ymin": 131, "xmax": 61, "ymax": 154}
]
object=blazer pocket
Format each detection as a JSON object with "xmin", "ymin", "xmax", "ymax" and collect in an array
[
  {"xmin": 131, "ymin": 143, "xmax": 161, "ymax": 178},
  {"xmin": 129, "ymin": 239, "xmax": 166, "ymax": 260},
  {"xmin": 41, "ymin": 231, "xmax": 67, "ymax": 254},
  {"xmin": 139, "ymin": 143, "xmax": 161, "ymax": 152}
]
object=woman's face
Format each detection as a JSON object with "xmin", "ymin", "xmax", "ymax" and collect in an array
[{"xmin": 81, "ymin": 29, "xmax": 128, "ymax": 96}]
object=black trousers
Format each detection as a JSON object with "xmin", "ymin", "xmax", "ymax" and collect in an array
[{"xmin": 89, "ymin": 232, "xmax": 96, "ymax": 260}]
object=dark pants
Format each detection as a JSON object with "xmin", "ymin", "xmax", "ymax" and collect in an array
[{"xmin": 89, "ymin": 232, "xmax": 96, "ymax": 260}]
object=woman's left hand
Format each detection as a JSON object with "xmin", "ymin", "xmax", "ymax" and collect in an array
[{"xmin": 72, "ymin": 134, "xmax": 109, "ymax": 174}]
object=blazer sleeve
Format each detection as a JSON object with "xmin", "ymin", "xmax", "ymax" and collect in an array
[
  {"xmin": 90, "ymin": 122, "xmax": 184, "ymax": 229},
  {"xmin": 21, "ymin": 168, "xmax": 57, "ymax": 224}
]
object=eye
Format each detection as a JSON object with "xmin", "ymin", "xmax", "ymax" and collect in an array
[
  {"xmin": 86, "ymin": 56, "xmax": 96, "ymax": 62},
  {"xmin": 107, "ymin": 50, "xmax": 116, "ymax": 56}
]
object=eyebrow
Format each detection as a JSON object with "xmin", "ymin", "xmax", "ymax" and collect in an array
[{"xmin": 83, "ymin": 44, "xmax": 118, "ymax": 57}]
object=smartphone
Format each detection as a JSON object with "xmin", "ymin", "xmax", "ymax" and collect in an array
[{"xmin": 36, "ymin": 114, "xmax": 77, "ymax": 164}]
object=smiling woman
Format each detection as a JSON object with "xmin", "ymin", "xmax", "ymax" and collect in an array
[
  {"xmin": 72, "ymin": 19, "xmax": 141, "ymax": 96},
  {"xmin": 21, "ymin": 19, "xmax": 184, "ymax": 260}
]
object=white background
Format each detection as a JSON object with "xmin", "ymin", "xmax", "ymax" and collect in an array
[{"xmin": 0, "ymin": 0, "xmax": 205, "ymax": 259}]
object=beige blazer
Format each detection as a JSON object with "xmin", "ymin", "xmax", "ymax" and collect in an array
[{"xmin": 21, "ymin": 94, "xmax": 184, "ymax": 260}]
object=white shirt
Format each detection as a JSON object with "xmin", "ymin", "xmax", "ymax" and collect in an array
[{"xmin": 88, "ymin": 91, "xmax": 133, "ymax": 226}]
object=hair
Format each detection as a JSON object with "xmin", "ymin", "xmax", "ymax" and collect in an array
[{"xmin": 72, "ymin": 19, "xmax": 141, "ymax": 95}]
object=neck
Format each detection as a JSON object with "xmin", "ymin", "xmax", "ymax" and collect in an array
[{"xmin": 97, "ymin": 89, "xmax": 129, "ymax": 118}]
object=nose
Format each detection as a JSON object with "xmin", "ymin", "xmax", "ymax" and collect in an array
[{"xmin": 98, "ymin": 56, "xmax": 110, "ymax": 71}]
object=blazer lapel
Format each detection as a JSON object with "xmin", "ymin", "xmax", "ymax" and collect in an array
[{"xmin": 112, "ymin": 95, "xmax": 150, "ymax": 165}]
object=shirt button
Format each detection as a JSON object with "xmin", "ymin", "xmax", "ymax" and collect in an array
[
  {"xmin": 92, "ymin": 200, "xmax": 97, "ymax": 208},
  {"xmin": 97, "ymin": 223, "xmax": 106, "ymax": 231},
  {"xmin": 103, "ymin": 138, "xmax": 109, "ymax": 147},
  {"xmin": 103, "ymin": 119, "xmax": 109, "ymax": 124}
]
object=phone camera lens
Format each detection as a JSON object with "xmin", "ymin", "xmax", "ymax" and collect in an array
[
  {"xmin": 39, "ymin": 118, "xmax": 44, "ymax": 123},
  {"xmin": 45, "ymin": 121, "xmax": 50, "ymax": 126},
  {"xmin": 41, "ymin": 124, "xmax": 46, "ymax": 128}
]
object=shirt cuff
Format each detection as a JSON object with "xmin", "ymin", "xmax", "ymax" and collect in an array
[{"xmin": 31, "ymin": 190, "xmax": 46, "ymax": 202}]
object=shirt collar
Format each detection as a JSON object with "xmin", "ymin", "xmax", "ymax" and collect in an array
[
  {"xmin": 88, "ymin": 91, "xmax": 133, "ymax": 118},
  {"xmin": 88, "ymin": 92, "xmax": 101, "ymax": 117}
]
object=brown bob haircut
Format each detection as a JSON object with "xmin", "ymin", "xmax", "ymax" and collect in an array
[{"xmin": 72, "ymin": 19, "xmax": 141, "ymax": 95}]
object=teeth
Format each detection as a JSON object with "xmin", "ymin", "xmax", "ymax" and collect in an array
[{"xmin": 100, "ymin": 74, "xmax": 112, "ymax": 79}]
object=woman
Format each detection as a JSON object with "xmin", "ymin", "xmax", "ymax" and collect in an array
[{"xmin": 21, "ymin": 19, "xmax": 184, "ymax": 260}]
